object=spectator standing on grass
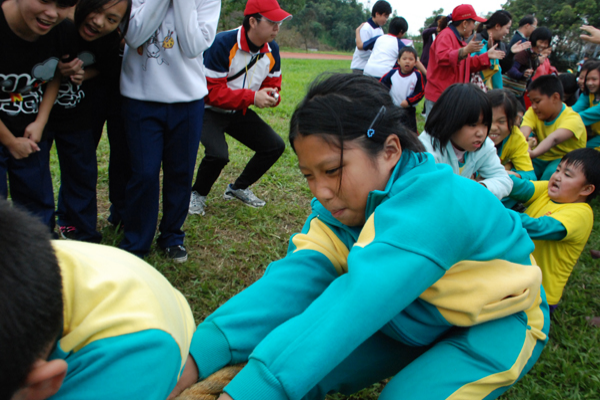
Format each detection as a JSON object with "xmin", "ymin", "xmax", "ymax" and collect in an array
[
  {"xmin": 508, "ymin": 15, "xmax": 537, "ymax": 50},
  {"xmin": 420, "ymin": 16, "xmax": 442, "ymax": 70},
  {"xmin": 358, "ymin": 17, "xmax": 415, "ymax": 80},
  {"xmin": 188, "ymin": 0, "xmax": 289, "ymax": 216},
  {"xmin": 350, "ymin": 0, "xmax": 391, "ymax": 74},
  {"xmin": 119, "ymin": 0, "xmax": 220, "ymax": 262},
  {"xmin": 423, "ymin": 4, "xmax": 505, "ymax": 118}
]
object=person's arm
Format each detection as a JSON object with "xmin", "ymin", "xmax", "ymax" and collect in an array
[
  {"xmin": 173, "ymin": 0, "xmax": 220, "ymax": 58},
  {"xmin": 415, "ymin": 58, "xmax": 427, "ymax": 76},
  {"xmin": 475, "ymin": 143, "xmax": 513, "ymax": 199},
  {"xmin": 507, "ymin": 175, "xmax": 550, "ymax": 205},
  {"xmin": 571, "ymin": 91, "xmax": 590, "ymax": 113},
  {"xmin": 224, "ymin": 246, "xmax": 446, "ymax": 400},
  {"xmin": 125, "ymin": 0, "xmax": 171, "ymax": 48},
  {"xmin": 360, "ymin": 35, "xmax": 379, "ymax": 51},
  {"xmin": 433, "ymin": 32, "xmax": 463, "ymax": 67},
  {"xmin": 421, "ymin": 26, "xmax": 437, "ymax": 42},
  {"xmin": 379, "ymin": 69, "xmax": 394, "ymax": 90},
  {"xmin": 517, "ymin": 213, "xmax": 567, "ymax": 241},
  {"xmin": 258, "ymin": 42, "xmax": 282, "ymax": 107},
  {"xmin": 0, "ymin": 119, "xmax": 39, "ymax": 159},
  {"xmin": 528, "ymin": 128, "xmax": 574, "ymax": 159},
  {"xmin": 507, "ymin": 60, "xmax": 525, "ymax": 80},
  {"xmin": 406, "ymin": 71, "xmax": 425, "ymax": 107},
  {"xmin": 23, "ymin": 75, "xmax": 61, "ymax": 143}
]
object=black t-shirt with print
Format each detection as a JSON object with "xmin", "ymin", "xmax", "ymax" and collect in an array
[
  {"xmin": 47, "ymin": 30, "xmax": 121, "ymax": 131},
  {"xmin": 0, "ymin": 8, "xmax": 74, "ymax": 136}
]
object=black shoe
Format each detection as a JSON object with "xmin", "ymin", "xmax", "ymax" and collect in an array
[{"xmin": 164, "ymin": 245, "xmax": 188, "ymax": 263}]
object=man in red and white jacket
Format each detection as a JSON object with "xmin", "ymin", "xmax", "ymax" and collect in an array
[{"xmin": 189, "ymin": 0, "xmax": 291, "ymax": 215}]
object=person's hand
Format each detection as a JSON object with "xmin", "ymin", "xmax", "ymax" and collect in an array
[
  {"xmin": 487, "ymin": 43, "xmax": 506, "ymax": 60},
  {"xmin": 355, "ymin": 22, "xmax": 366, "ymax": 34},
  {"xmin": 70, "ymin": 68, "xmax": 85, "ymax": 85},
  {"xmin": 217, "ymin": 393, "xmax": 234, "ymax": 400},
  {"xmin": 523, "ymin": 68, "xmax": 534, "ymax": 79},
  {"xmin": 504, "ymin": 161, "xmax": 514, "ymax": 171},
  {"xmin": 400, "ymin": 100, "xmax": 409, "ymax": 108},
  {"xmin": 510, "ymin": 40, "xmax": 531, "ymax": 54},
  {"xmin": 254, "ymin": 87, "xmax": 278, "ymax": 108},
  {"xmin": 527, "ymin": 136, "xmax": 538, "ymax": 149},
  {"xmin": 506, "ymin": 170, "xmax": 522, "ymax": 178},
  {"xmin": 23, "ymin": 120, "xmax": 45, "ymax": 143},
  {"xmin": 580, "ymin": 25, "xmax": 600, "ymax": 44},
  {"xmin": 58, "ymin": 56, "xmax": 84, "ymax": 78},
  {"xmin": 7, "ymin": 137, "xmax": 39, "ymax": 159},
  {"xmin": 464, "ymin": 36, "xmax": 483, "ymax": 54},
  {"xmin": 166, "ymin": 354, "xmax": 199, "ymax": 400}
]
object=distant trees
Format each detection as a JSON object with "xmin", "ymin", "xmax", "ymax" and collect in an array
[{"xmin": 503, "ymin": 0, "xmax": 600, "ymax": 69}]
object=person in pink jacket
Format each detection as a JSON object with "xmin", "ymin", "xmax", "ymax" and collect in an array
[{"xmin": 424, "ymin": 4, "xmax": 505, "ymax": 118}]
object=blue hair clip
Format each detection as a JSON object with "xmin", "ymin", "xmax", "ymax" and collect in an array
[{"xmin": 366, "ymin": 105, "xmax": 386, "ymax": 139}]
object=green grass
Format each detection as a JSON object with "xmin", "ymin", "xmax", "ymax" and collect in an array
[
  {"xmin": 54, "ymin": 58, "xmax": 599, "ymax": 398},
  {"xmin": 278, "ymin": 46, "xmax": 354, "ymax": 56}
]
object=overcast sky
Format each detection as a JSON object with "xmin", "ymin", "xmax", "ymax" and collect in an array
[{"xmin": 360, "ymin": 0, "xmax": 508, "ymax": 35}]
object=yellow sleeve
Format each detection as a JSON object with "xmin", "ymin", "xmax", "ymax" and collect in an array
[
  {"xmin": 522, "ymin": 107, "xmax": 538, "ymax": 130},
  {"xmin": 505, "ymin": 127, "xmax": 535, "ymax": 172},
  {"xmin": 525, "ymin": 181, "xmax": 549, "ymax": 207},
  {"xmin": 557, "ymin": 108, "xmax": 587, "ymax": 141},
  {"xmin": 547, "ymin": 204, "xmax": 593, "ymax": 244}
]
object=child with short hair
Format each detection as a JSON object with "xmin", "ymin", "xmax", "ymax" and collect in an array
[
  {"xmin": 0, "ymin": 0, "xmax": 78, "ymax": 231},
  {"xmin": 508, "ymin": 148, "xmax": 599, "ymax": 311},
  {"xmin": 522, "ymin": 74, "xmax": 587, "ymax": 180},
  {"xmin": 171, "ymin": 73, "xmax": 548, "ymax": 400},
  {"xmin": 47, "ymin": 0, "xmax": 132, "ymax": 243},
  {"xmin": 420, "ymin": 83, "xmax": 513, "ymax": 199},
  {"xmin": 0, "ymin": 199, "xmax": 196, "ymax": 399},
  {"xmin": 379, "ymin": 46, "xmax": 424, "ymax": 133},
  {"xmin": 572, "ymin": 61, "xmax": 600, "ymax": 149},
  {"xmin": 350, "ymin": 0, "xmax": 391, "ymax": 73},
  {"xmin": 358, "ymin": 17, "xmax": 408, "ymax": 79}
]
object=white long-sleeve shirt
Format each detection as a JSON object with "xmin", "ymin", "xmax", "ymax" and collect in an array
[
  {"xmin": 120, "ymin": 0, "xmax": 221, "ymax": 103},
  {"xmin": 419, "ymin": 132, "xmax": 513, "ymax": 200}
]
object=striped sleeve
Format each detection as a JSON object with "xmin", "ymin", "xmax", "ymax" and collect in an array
[
  {"xmin": 204, "ymin": 31, "xmax": 255, "ymax": 110},
  {"xmin": 406, "ymin": 71, "xmax": 425, "ymax": 106},
  {"xmin": 379, "ymin": 69, "xmax": 395, "ymax": 90},
  {"xmin": 260, "ymin": 41, "xmax": 282, "ymax": 104},
  {"xmin": 363, "ymin": 35, "xmax": 380, "ymax": 51}
]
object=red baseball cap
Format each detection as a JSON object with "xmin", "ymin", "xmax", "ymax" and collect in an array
[
  {"xmin": 452, "ymin": 4, "xmax": 487, "ymax": 23},
  {"xmin": 244, "ymin": 0, "xmax": 292, "ymax": 22}
]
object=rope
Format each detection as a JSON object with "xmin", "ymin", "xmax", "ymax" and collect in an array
[{"xmin": 174, "ymin": 364, "xmax": 246, "ymax": 400}]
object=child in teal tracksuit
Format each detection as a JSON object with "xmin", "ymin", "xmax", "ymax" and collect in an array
[{"xmin": 171, "ymin": 74, "xmax": 549, "ymax": 400}]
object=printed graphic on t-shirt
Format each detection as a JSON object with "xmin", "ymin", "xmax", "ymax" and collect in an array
[
  {"xmin": 0, "ymin": 57, "xmax": 58, "ymax": 115},
  {"xmin": 55, "ymin": 51, "xmax": 97, "ymax": 109},
  {"xmin": 138, "ymin": 30, "xmax": 173, "ymax": 71}
]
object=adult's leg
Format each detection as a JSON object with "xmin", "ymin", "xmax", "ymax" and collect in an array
[
  {"xmin": 54, "ymin": 129, "xmax": 101, "ymax": 243},
  {"xmin": 119, "ymin": 98, "xmax": 165, "ymax": 257},
  {"xmin": 8, "ymin": 137, "xmax": 55, "ymax": 231},
  {"xmin": 191, "ymin": 109, "xmax": 231, "ymax": 196},
  {"xmin": 225, "ymin": 109, "xmax": 285, "ymax": 190},
  {"xmin": 157, "ymin": 99, "xmax": 204, "ymax": 249},
  {"xmin": 424, "ymin": 98, "xmax": 435, "ymax": 120}
]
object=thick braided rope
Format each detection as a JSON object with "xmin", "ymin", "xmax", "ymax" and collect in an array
[{"xmin": 174, "ymin": 363, "xmax": 246, "ymax": 400}]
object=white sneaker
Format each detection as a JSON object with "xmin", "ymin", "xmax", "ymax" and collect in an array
[
  {"xmin": 189, "ymin": 191, "xmax": 207, "ymax": 215},
  {"xmin": 223, "ymin": 184, "xmax": 266, "ymax": 208}
]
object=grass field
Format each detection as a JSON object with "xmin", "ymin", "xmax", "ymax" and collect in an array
[{"xmin": 53, "ymin": 58, "xmax": 600, "ymax": 399}]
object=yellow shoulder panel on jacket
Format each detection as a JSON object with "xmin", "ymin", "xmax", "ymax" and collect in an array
[
  {"xmin": 53, "ymin": 241, "xmax": 195, "ymax": 370},
  {"xmin": 354, "ymin": 213, "xmax": 376, "ymax": 249},
  {"xmin": 420, "ymin": 259, "xmax": 542, "ymax": 326},
  {"xmin": 292, "ymin": 218, "xmax": 349, "ymax": 275}
]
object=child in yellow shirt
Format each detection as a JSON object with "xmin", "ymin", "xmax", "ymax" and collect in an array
[
  {"xmin": 521, "ymin": 75, "xmax": 587, "ymax": 180},
  {"xmin": 508, "ymin": 148, "xmax": 599, "ymax": 311}
]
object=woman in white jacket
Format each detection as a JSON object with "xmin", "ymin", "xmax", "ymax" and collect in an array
[
  {"xmin": 419, "ymin": 83, "xmax": 513, "ymax": 199},
  {"xmin": 119, "ymin": 0, "xmax": 220, "ymax": 262}
]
